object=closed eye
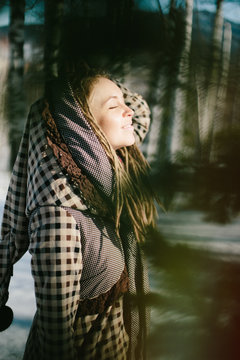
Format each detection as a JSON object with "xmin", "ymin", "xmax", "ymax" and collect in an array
[{"xmin": 109, "ymin": 106, "xmax": 118, "ymax": 109}]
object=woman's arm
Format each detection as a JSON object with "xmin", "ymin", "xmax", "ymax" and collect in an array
[
  {"xmin": 115, "ymin": 81, "xmax": 151, "ymax": 145},
  {"xmin": 28, "ymin": 205, "xmax": 82, "ymax": 360},
  {"xmin": 0, "ymin": 119, "xmax": 30, "ymax": 309}
]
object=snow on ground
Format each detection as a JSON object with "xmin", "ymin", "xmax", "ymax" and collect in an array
[{"xmin": 158, "ymin": 210, "xmax": 240, "ymax": 262}]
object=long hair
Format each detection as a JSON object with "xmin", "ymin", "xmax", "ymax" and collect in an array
[{"xmin": 65, "ymin": 65, "xmax": 159, "ymax": 242}]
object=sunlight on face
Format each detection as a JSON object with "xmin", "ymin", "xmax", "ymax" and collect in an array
[{"xmin": 88, "ymin": 77, "xmax": 135, "ymax": 150}]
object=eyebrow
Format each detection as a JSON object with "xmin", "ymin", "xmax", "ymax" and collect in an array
[{"xmin": 103, "ymin": 95, "xmax": 124, "ymax": 105}]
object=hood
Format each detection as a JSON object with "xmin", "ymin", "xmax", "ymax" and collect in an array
[
  {"xmin": 25, "ymin": 94, "xmax": 113, "ymax": 218},
  {"xmin": 47, "ymin": 79, "xmax": 115, "ymax": 201}
]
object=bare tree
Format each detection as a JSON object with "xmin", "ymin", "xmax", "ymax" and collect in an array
[
  {"xmin": 146, "ymin": 0, "xmax": 193, "ymax": 165},
  {"xmin": 44, "ymin": 0, "xmax": 64, "ymax": 87},
  {"xmin": 7, "ymin": 0, "xmax": 25, "ymax": 168},
  {"xmin": 196, "ymin": 0, "xmax": 225, "ymax": 162},
  {"xmin": 170, "ymin": 0, "xmax": 194, "ymax": 161},
  {"xmin": 210, "ymin": 21, "xmax": 232, "ymax": 161},
  {"xmin": 231, "ymin": 52, "xmax": 240, "ymax": 127}
]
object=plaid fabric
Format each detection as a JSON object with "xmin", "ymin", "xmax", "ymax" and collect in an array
[
  {"xmin": 0, "ymin": 80, "xmax": 151, "ymax": 360},
  {"xmin": 23, "ymin": 205, "xmax": 82, "ymax": 360},
  {"xmin": 26, "ymin": 100, "xmax": 86, "ymax": 214},
  {"xmin": 74, "ymin": 297, "xmax": 129, "ymax": 360},
  {"xmin": 0, "ymin": 113, "xmax": 31, "ymax": 307}
]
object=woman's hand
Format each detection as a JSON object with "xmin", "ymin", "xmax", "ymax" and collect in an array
[{"xmin": 0, "ymin": 305, "xmax": 13, "ymax": 332}]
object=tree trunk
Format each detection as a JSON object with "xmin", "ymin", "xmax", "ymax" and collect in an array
[
  {"xmin": 106, "ymin": 0, "xmax": 133, "ymax": 50},
  {"xmin": 44, "ymin": 0, "xmax": 64, "ymax": 89},
  {"xmin": 197, "ymin": 0, "xmax": 224, "ymax": 162},
  {"xmin": 146, "ymin": 1, "xmax": 188, "ymax": 166},
  {"xmin": 7, "ymin": 0, "xmax": 25, "ymax": 168},
  {"xmin": 210, "ymin": 21, "xmax": 232, "ymax": 161},
  {"xmin": 170, "ymin": 0, "xmax": 194, "ymax": 161},
  {"xmin": 231, "ymin": 52, "xmax": 240, "ymax": 127},
  {"xmin": 146, "ymin": 91, "xmax": 164, "ymax": 166}
]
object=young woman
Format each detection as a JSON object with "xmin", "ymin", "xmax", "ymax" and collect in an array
[{"xmin": 0, "ymin": 67, "xmax": 158, "ymax": 359}]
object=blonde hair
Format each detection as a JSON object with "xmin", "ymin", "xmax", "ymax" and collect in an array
[{"xmin": 68, "ymin": 68, "xmax": 159, "ymax": 242}]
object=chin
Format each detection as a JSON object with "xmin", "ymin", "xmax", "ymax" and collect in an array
[
  {"xmin": 115, "ymin": 143, "xmax": 135, "ymax": 150},
  {"xmin": 113, "ymin": 135, "xmax": 135, "ymax": 150},
  {"xmin": 129, "ymin": 137, "xmax": 136, "ymax": 146},
  {"xmin": 127, "ymin": 140, "xmax": 135, "ymax": 148},
  {"xmin": 122, "ymin": 138, "xmax": 136, "ymax": 149}
]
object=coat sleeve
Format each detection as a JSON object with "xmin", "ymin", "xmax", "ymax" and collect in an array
[
  {"xmin": 0, "ymin": 116, "xmax": 31, "ymax": 308},
  {"xmin": 115, "ymin": 80, "xmax": 151, "ymax": 145},
  {"xmin": 28, "ymin": 205, "xmax": 82, "ymax": 360}
]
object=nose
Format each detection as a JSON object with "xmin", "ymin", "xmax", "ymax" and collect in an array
[{"xmin": 123, "ymin": 105, "xmax": 134, "ymax": 117}]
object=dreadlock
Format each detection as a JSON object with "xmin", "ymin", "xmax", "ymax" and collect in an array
[{"xmin": 65, "ymin": 65, "xmax": 159, "ymax": 242}]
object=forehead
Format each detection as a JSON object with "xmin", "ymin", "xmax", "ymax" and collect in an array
[{"xmin": 89, "ymin": 77, "xmax": 123, "ymax": 105}]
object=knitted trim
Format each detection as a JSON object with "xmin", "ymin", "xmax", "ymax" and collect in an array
[{"xmin": 75, "ymin": 266, "xmax": 129, "ymax": 316}]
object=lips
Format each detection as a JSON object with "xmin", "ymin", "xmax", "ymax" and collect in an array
[{"xmin": 122, "ymin": 123, "xmax": 134, "ymax": 130}]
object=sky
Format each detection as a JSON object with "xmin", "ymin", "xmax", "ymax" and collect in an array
[
  {"xmin": 0, "ymin": 1, "xmax": 44, "ymax": 26},
  {"xmin": 0, "ymin": 0, "xmax": 239, "ymax": 26},
  {"xmin": 137, "ymin": 0, "xmax": 240, "ymax": 24}
]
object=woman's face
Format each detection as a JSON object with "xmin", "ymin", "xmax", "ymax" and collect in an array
[{"xmin": 88, "ymin": 77, "xmax": 135, "ymax": 150}]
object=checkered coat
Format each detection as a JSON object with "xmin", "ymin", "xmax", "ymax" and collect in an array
[{"xmin": 0, "ymin": 79, "xmax": 151, "ymax": 360}]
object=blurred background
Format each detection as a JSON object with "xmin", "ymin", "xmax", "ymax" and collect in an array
[{"xmin": 0, "ymin": 0, "xmax": 240, "ymax": 359}]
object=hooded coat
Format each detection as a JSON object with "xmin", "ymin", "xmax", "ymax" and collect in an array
[{"xmin": 0, "ymin": 79, "xmax": 151, "ymax": 360}]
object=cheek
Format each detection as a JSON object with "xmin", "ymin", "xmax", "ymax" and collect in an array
[
  {"xmin": 98, "ymin": 115, "xmax": 120, "ymax": 134},
  {"xmin": 98, "ymin": 117, "xmax": 122, "ymax": 146},
  {"xmin": 101, "ymin": 124, "xmax": 121, "ymax": 145},
  {"xmin": 95, "ymin": 113, "xmax": 135, "ymax": 149}
]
